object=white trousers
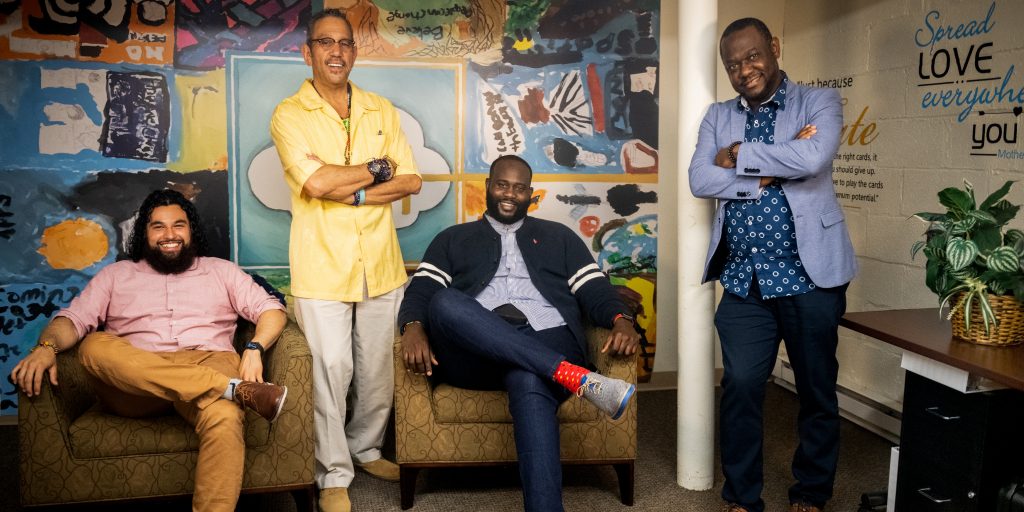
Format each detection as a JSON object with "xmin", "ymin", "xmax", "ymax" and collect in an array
[{"xmin": 294, "ymin": 286, "xmax": 402, "ymax": 489}]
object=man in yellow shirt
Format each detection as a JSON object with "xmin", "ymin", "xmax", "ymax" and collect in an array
[{"xmin": 269, "ymin": 8, "xmax": 421, "ymax": 512}]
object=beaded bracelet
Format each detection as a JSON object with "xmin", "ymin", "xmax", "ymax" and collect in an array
[{"xmin": 32, "ymin": 340, "xmax": 60, "ymax": 355}]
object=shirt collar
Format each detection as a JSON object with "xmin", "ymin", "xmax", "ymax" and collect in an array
[
  {"xmin": 297, "ymin": 79, "xmax": 379, "ymax": 113},
  {"xmin": 737, "ymin": 71, "xmax": 789, "ymax": 112},
  {"xmin": 484, "ymin": 213, "xmax": 524, "ymax": 233}
]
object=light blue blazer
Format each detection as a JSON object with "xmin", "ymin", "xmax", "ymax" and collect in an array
[{"xmin": 688, "ymin": 81, "xmax": 857, "ymax": 289}]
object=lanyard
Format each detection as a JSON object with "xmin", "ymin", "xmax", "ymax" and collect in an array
[{"xmin": 343, "ymin": 82, "xmax": 352, "ymax": 165}]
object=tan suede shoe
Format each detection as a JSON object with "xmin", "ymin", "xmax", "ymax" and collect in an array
[
  {"xmin": 355, "ymin": 458, "xmax": 400, "ymax": 481},
  {"xmin": 318, "ymin": 487, "xmax": 350, "ymax": 512}
]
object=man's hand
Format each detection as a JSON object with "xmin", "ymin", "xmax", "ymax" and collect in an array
[
  {"xmin": 714, "ymin": 145, "xmax": 736, "ymax": 169},
  {"xmin": 796, "ymin": 124, "xmax": 817, "ymax": 140},
  {"xmin": 401, "ymin": 322, "xmax": 437, "ymax": 376},
  {"xmin": 238, "ymin": 350, "xmax": 264, "ymax": 383},
  {"xmin": 602, "ymin": 318, "xmax": 640, "ymax": 356},
  {"xmin": 10, "ymin": 348, "xmax": 58, "ymax": 397}
]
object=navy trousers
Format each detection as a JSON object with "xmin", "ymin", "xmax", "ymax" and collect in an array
[
  {"xmin": 715, "ymin": 282, "xmax": 848, "ymax": 512},
  {"xmin": 426, "ymin": 288, "xmax": 586, "ymax": 512}
]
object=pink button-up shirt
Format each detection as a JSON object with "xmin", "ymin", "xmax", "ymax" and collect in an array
[{"xmin": 59, "ymin": 257, "xmax": 286, "ymax": 352}]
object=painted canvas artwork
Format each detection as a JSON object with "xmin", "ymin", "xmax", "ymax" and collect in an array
[{"xmin": 0, "ymin": 0, "xmax": 660, "ymax": 416}]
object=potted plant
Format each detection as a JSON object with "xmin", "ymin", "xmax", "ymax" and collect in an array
[{"xmin": 911, "ymin": 180, "xmax": 1024, "ymax": 345}]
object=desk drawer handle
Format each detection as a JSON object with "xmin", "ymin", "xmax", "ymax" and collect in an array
[
  {"xmin": 925, "ymin": 406, "xmax": 960, "ymax": 421},
  {"xmin": 917, "ymin": 487, "xmax": 952, "ymax": 504}
]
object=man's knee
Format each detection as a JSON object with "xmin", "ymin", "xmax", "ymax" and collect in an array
[
  {"xmin": 77, "ymin": 332, "xmax": 121, "ymax": 372},
  {"xmin": 195, "ymin": 400, "xmax": 245, "ymax": 440}
]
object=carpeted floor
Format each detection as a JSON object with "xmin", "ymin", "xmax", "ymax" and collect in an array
[{"xmin": 3, "ymin": 384, "xmax": 893, "ymax": 511}]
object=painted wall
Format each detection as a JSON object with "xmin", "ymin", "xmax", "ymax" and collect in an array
[
  {"xmin": 0, "ymin": 0, "xmax": 662, "ymax": 416},
  {"xmin": 714, "ymin": 0, "xmax": 1024, "ymax": 412}
]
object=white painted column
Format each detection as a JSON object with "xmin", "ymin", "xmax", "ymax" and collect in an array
[{"xmin": 676, "ymin": 0, "xmax": 718, "ymax": 491}]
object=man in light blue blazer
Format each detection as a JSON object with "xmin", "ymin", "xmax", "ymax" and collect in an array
[{"xmin": 688, "ymin": 18, "xmax": 857, "ymax": 512}]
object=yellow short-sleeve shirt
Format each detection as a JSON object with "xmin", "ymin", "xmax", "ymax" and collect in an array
[{"xmin": 270, "ymin": 80, "xmax": 419, "ymax": 302}]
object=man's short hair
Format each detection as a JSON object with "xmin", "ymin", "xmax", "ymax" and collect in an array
[
  {"xmin": 721, "ymin": 17, "xmax": 773, "ymax": 45},
  {"xmin": 488, "ymin": 155, "xmax": 533, "ymax": 181},
  {"xmin": 126, "ymin": 189, "xmax": 210, "ymax": 261},
  {"xmin": 307, "ymin": 8, "xmax": 353, "ymax": 41}
]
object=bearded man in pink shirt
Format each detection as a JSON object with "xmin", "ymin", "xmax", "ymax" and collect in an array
[{"xmin": 11, "ymin": 189, "xmax": 289, "ymax": 512}]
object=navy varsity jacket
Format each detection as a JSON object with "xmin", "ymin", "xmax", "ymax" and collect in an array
[{"xmin": 397, "ymin": 216, "xmax": 630, "ymax": 363}]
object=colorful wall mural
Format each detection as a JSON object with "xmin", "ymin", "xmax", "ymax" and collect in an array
[{"xmin": 0, "ymin": 0, "xmax": 660, "ymax": 416}]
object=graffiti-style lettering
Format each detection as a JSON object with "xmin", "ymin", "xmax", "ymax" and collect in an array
[
  {"xmin": 386, "ymin": 5, "xmax": 474, "ymax": 23},
  {"xmin": 0, "ymin": 285, "xmax": 79, "ymax": 336},
  {"xmin": 0, "ymin": 195, "xmax": 13, "ymax": 240}
]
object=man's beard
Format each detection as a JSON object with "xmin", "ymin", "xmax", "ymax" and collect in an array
[
  {"xmin": 485, "ymin": 192, "xmax": 530, "ymax": 224},
  {"xmin": 143, "ymin": 241, "xmax": 198, "ymax": 274}
]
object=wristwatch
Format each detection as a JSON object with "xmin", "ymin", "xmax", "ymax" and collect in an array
[{"xmin": 244, "ymin": 341, "xmax": 265, "ymax": 357}]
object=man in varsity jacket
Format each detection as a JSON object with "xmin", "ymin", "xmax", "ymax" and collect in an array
[{"xmin": 398, "ymin": 155, "xmax": 639, "ymax": 512}]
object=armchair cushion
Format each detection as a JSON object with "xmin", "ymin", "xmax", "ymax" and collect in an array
[
  {"xmin": 68, "ymin": 406, "xmax": 272, "ymax": 459},
  {"xmin": 431, "ymin": 385, "xmax": 599, "ymax": 423}
]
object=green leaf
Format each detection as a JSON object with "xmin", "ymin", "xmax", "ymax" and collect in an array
[
  {"xmin": 938, "ymin": 187, "xmax": 975, "ymax": 218},
  {"xmin": 913, "ymin": 212, "xmax": 946, "ymax": 222},
  {"xmin": 1006, "ymin": 229, "xmax": 1024, "ymax": 245},
  {"xmin": 949, "ymin": 217, "xmax": 976, "ymax": 235},
  {"xmin": 979, "ymin": 180, "xmax": 1015, "ymax": 210},
  {"xmin": 989, "ymin": 199, "xmax": 1020, "ymax": 226},
  {"xmin": 986, "ymin": 246, "xmax": 1021, "ymax": 273},
  {"xmin": 973, "ymin": 225, "xmax": 1003, "ymax": 253},
  {"xmin": 925, "ymin": 258, "xmax": 942, "ymax": 294},
  {"xmin": 911, "ymin": 240, "xmax": 926, "ymax": 260},
  {"xmin": 968, "ymin": 209, "xmax": 998, "ymax": 226},
  {"xmin": 946, "ymin": 237, "xmax": 978, "ymax": 270}
]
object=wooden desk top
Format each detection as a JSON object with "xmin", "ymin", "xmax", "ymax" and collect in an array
[{"xmin": 841, "ymin": 308, "xmax": 1024, "ymax": 391}]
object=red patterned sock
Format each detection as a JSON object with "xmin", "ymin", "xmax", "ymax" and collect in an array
[{"xmin": 552, "ymin": 360, "xmax": 591, "ymax": 394}]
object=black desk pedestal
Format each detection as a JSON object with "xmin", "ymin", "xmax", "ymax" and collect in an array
[{"xmin": 895, "ymin": 372, "xmax": 1024, "ymax": 511}]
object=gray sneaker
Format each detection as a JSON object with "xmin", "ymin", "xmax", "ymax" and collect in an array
[{"xmin": 578, "ymin": 372, "xmax": 635, "ymax": 419}]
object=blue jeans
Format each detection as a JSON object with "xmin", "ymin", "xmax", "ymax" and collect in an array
[
  {"xmin": 426, "ymin": 289, "xmax": 586, "ymax": 512},
  {"xmin": 715, "ymin": 282, "xmax": 847, "ymax": 512}
]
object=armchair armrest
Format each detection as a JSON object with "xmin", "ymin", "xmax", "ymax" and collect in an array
[
  {"xmin": 264, "ymin": 319, "xmax": 311, "ymax": 386},
  {"xmin": 585, "ymin": 325, "xmax": 638, "ymax": 384}
]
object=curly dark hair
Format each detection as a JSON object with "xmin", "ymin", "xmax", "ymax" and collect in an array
[{"xmin": 126, "ymin": 189, "xmax": 210, "ymax": 262}]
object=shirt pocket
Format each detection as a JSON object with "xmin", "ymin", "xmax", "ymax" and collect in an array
[{"xmin": 356, "ymin": 112, "xmax": 387, "ymax": 158}]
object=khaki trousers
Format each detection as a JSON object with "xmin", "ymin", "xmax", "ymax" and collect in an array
[
  {"xmin": 78, "ymin": 332, "xmax": 243, "ymax": 512},
  {"xmin": 294, "ymin": 285, "xmax": 401, "ymax": 489}
]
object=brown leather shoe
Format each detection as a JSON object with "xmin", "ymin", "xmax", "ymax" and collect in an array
[
  {"xmin": 355, "ymin": 458, "xmax": 400, "ymax": 481},
  {"xmin": 722, "ymin": 504, "xmax": 750, "ymax": 512},
  {"xmin": 233, "ymin": 381, "xmax": 287, "ymax": 422},
  {"xmin": 790, "ymin": 502, "xmax": 823, "ymax": 512}
]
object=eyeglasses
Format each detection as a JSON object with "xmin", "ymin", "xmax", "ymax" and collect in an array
[
  {"xmin": 308, "ymin": 37, "xmax": 356, "ymax": 50},
  {"xmin": 492, "ymin": 180, "xmax": 531, "ymax": 194}
]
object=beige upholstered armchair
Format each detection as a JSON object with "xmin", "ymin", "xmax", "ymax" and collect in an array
[
  {"xmin": 18, "ymin": 318, "xmax": 315, "ymax": 510},
  {"xmin": 393, "ymin": 324, "xmax": 637, "ymax": 509}
]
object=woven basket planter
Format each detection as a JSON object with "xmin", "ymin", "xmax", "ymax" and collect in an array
[{"xmin": 950, "ymin": 293, "xmax": 1024, "ymax": 346}]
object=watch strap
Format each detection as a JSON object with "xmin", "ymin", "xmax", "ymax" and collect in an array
[{"xmin": 244, "ymin": 341, "xmax": 265, "ymax": 357}]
